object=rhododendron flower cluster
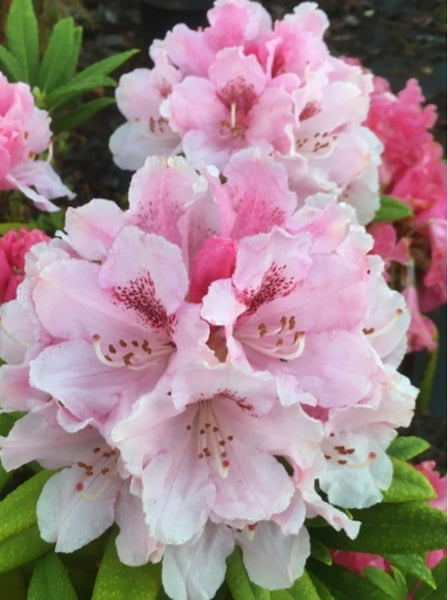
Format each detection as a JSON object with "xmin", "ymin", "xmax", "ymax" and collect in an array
[
  {"xmin": 0, "ymin": 154, "xmax": 417, "ymax": 599},
  {"xmin": 365, "ymin": 76, "xmax": 447, "ymax": 352},
  {"xmin": 109, "ymin": 0, "xmax": 382, "ymax": 225},
  {"xmin": 0, "ymin": 73, "xmax": 74, "ymax": 211}
]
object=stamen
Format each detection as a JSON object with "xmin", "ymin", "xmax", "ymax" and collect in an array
[
  {"xmin": 92, "ymin": 334, "xmax": 162, "ymax": 370},
  {"xmin": 240, "ymin": 317, "xmax": 306, "ymax": 361},
  {"xmin": 230, "ymin": 102, "xmax": 237, "ymax": 129},
  {"xmin": 363, "ymin": 308, "xmax": 403, "ymax": 338},
  {"xmin": 190, "ymin": 402, "xmax": 233, "ymax": 479}
]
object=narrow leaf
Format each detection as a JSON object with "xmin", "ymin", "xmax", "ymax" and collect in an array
[
  {"xmin": 0, "ymin": 470, "xmax": 53, "ymax": 542},
  {"xmin": 310, "ymin": 537, "xmax": 333, "ymax": 565},
  {"xmin": 28, "ymin": 553, "xmax": 78, "ymax": 600},
  {"xmin": 44, "ymin": 76, "xmax": 116, "ymax": 111},
  {"xmin": 0, "ymin": 524, "xmax": 52, "ymax": 573},
  {"xmin": 0, "ymin": 45, "xmax": 25, "ymax": 81},
  {"xmin": 6, "ymin": 0, "xmax": 39, "ymax": 84},
  {"xmin": 73, "ymin": 49, "xmax": 139, "ymax": 81},
  {"xmin": 288, "ymin": 570, "xmax": 321, "ymax": 599},
  {"xmin": 314, "ymin": 502, "xmax": 447, "ymax": 555},
  {"xmin": 362, "ymin": 567, "xmax": 400, "ymax": 598},
  {"xmin": 382, "ymin": 458, "xmax": 436, "ymax": 503},
  {"xmin": 308, "ymin": 561, "xmax": 391, "ymax": 600},
  {"xmin": 226, "ymin": 549, "xmax": 269, "ymax": 600},
  {"xmin": 372, "ymin": 195, "xmax": 413, "ymax": 222},
  {"xmin": 38, "ymin": 18, "xmax": 76, "ymax": 91},
  {"xmin": 391, "ymin": 567, "xmax": 411, "ymax": 600},
  {"xmin": 416, "ymin": 338, "xmax": 439, "ymax": 414},
  {"xmin": 65, "ymin": 26, "xmax": 83, "ymax": 80},
  {"xmin": 52, "ymin": 97, "xmax": 116, "ymax": 134},
  {"xmin": 92, "ymin": 532, "xmax": 161, "ymax": 600},
  {"xmin": 385, "ymin": 554, "xmax": 436, "ymax": 589},
  {"xmin": 387, "ymin": 437, "xmax": 431, "ymax": 462},
  {"xmin": 414, "ymin": 558, "xmax": 447, "ymax": 599},
  {"xmin": 308, "ymin": 573, "xmax": 336, "ymax": 600}
]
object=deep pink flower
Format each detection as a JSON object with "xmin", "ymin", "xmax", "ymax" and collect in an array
[
  {"xmin": 0, "ymin": 227, "xmax": 49, "ymax": 303},
  {"xmin": 0, "ymin": 73, "xmax": 74, "ymax": 210}
]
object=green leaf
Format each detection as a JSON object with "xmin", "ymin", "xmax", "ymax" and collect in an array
[
  {"xmin": 310, "ymin": 537, "xmax": 333, "ymax": 565},
  {"xmin": 390, "ymin": 567, "xmax": 408, "ymax": 600},
  {"xmin": 73, "ymin": 49, "xmax": 139, "ymax": 82},
  {"xmin": 92, "ymin": 531, "xmax": 161, "ymax": 600},
  {"xmin": 226, "ymin": 549, "xmax": 270, "ymax": 600},
  {"xmin": 0, "ymin": 524, "xmax": 52, "ymax": 573},
  {"xmin": 414, "ymin": 558, "xmax": 447, "ymax": 599},
  {"xmin": 0, "ymin": 45, "xmax": 25, "ymax": 81},
  {"xmin": 0, "ymin": 470, "xmax": 53, "ymax": 542},
  {"xmin": 6, "ymin": 0, "xmax": 39, "ymax": 85},
  {"xmin": 372, "ymin": 195, "xmax": 413, "ymax": 223},
  {"xmin": 66, "ymin": 26, "xmax": 83, "ymax": 81},
  {"xmin": 387, "ymin": 436, "xmax": 431, "ymax": 462},
  {"xmin": 44, "ymin": 75, "xmax": 116, "ymax": 111},
  {"xmin": 287, "ymin": 570, "xmax": 321, "ymax": 599},
  {"xmin": 384, "ymin": 554, "xmax": 436, "ymax": 589},
  {"xmin": 28, "ymin": 553, "xmax": 78, "ymax": 600},
  {"xmin": 382, "ymin": 458, "xmax": 436, "ymax": 503},
  {"xmin": 38, "ymin": 19, "xmax": 78, "ymax": 92},
  {"xmin": 0, "ymin": 222, "xmax": 35, "ymax": 234},
  {"xmin": 314, "ymin": 502, "xmax": 447, "ymax": 555},
  {"xmin": 308, "ymin": 561, "xmax": 393, "ymax": 600},
  {"xmin": 0, "ymin": 569, "xmax": 26, "ymax": 600},
  {"xmin": 416, "ymin": 337, "xmax": 439, "ymax": 414},
  {"xmin": 52, "ymin": 97, "xmax": 116, "ymax": 134},
  {"xmin": 308, "ymin": 573, "xmax": 336, "ymax": 600},
  {"xmin": 362, "ymin": 567, "xmax": 402, "ymax": 598}
]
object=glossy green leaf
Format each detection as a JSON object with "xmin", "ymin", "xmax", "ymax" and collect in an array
[
  {"xmin": 6, "ymin": 0, "xmax": 39, "ymax": 84},
  {"xmin": 52, "ymin": 97, "xmax": 116, "ymax": 134},
  {"xmin": 362, "ymin": 567, "xmax": 402, "ymax": 598},
  {"xmin": 0, "ymin": 569, "xmax": 26, "ymax": 600},
  {"xmin": 28, "ymin": 553, "xmax": 78, "ymax": 600},
  {"xmin": 0, "ymin": 524, "xmax": 52, "ymax": 573},
  {"xmin": 92, "ymin": 532, "xmax": 161, "ymax": 600},
  {"xmin": 0, "ymin": 470, "xmax": 53, "ymax": 542},
  {"xmin": 387, "ymin": 436, "xmax": 431, "ymax": 462},
  {"xmin": 414, "ymin": 558, "xmax": 447, "ymax": 599},
  {"xmin": 372, "ymin": 195, "xmax": 413, "ymax": 223},
  {"xmin": 310, "ymin": 537, "xmax": 333, "ymax": 565},
  {"xmin": 382, "ymin": 458, "xmax": 435, "ymax": 503},
  {"xmin": 0, "ymin": 45, "xmax": 25, "ymax": 81},
  {"xmin": 308, "ymin": 561, "xmax": 392, "ymax": 600},
  {"xmin": 38, "ymin": 18, "xmax": 78, "ymax": 92},
  {"xmin": 288, "ymin": 570, "xmax": 322, "ymax": 599},
  {"xmin": 226, "ymin": 549, "xmax": 270, "ymax": 600},
  {"xmin": 308, "ymin": 573, "xmax": 336, "ymax": 600},
  {"xmin": 314, "ymin": 502, "xmax": 447, "ymax": 555},
  {"xmin": 385, "ymin": 554, "xmax": 436, "ymax": 589}
]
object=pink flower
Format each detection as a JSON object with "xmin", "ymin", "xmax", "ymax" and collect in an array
[
  {"xmin": 0, "ymin": 73, "xmax": 74, "ymax": 210},
  {"xmin": 0, "ymin": 227, "xmax": 49, "ymax": 303},
  {"xmin": 110, "ymin": 1, "xmax": 381, "ymax": 223},
  {"xmin": 0, "ymin": 154, "xmax": 417, "ymax": 598},
  {"xmin": 365, "ymin": 74, "xmax": 447, "ymax": 324}
]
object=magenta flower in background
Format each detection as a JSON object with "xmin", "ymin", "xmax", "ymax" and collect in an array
[
  {"xmin": 0, "ymin": 73, "xmax": 74, "ymax": 210},
  {"xmin": 364, "ymin": 75, "xmax": 447, "ymax": 351},
  {"xmin": 0, "ymin": 227, "xmax": 49, "ymax": 303}
]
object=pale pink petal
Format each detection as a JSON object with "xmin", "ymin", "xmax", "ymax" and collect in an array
[
  {"xmin": 37, "ymin": 465, "xmax": 122, "ymax": 552},
  {"xmin": 162, "ymin": 522, "xmax": 234, "ymax": 600},
  {"xmin": 239, "ymin": 523, "xmax": 310, "ymax": 589}
]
